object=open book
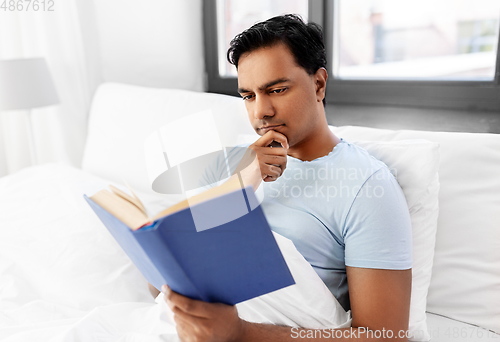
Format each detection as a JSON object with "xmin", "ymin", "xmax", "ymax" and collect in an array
[
  {"xmin": 89, "ymin": 176, "xmax": 247, "ymax": 230},
  {"xmin": 84, "ymin": 178, "xmax": 295, "ymax": 305}
]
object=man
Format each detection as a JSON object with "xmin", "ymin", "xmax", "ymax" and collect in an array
[{"xmin": 161, "ymin": 15, "xmax": 413, "ymax": 341}]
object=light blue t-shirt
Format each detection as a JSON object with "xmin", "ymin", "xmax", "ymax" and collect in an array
[{"xmin": 201, "ymin": 139, "xmax": 413, "ymax": 311}]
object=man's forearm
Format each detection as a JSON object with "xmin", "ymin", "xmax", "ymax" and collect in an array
[{"xmin": 239, "ymin": 321, "xmax": 408, "ymax": 342}]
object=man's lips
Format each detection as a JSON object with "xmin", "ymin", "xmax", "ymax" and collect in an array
[{"xmin": 258, "ymin": 124, "xmax": 284, "ymax": 133}]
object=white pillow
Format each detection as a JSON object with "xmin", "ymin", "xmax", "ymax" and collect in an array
[
  {"xmin": 332, "ymin": 125, "xmax": 500, "ymax": 336},
  {"xmin": 82, "ymin": 83, "xmax": 253, "ymax": 197},
  {"xmin": 353, "ymin": 140, "xmax": 440, "ymax": 342}
]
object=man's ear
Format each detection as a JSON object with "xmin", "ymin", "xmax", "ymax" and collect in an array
[{"xmin": 314, "ymin": 68, "xmax": 328, "ymax": 102}]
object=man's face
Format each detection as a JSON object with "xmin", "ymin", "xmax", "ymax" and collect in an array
[{"xmin": 237, "ymin": 43, "xmax": 324, "ymax": 149}]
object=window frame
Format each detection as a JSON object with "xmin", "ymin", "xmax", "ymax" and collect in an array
[{"xmin": 203, "ymin": 0, "xmax": 500, "ymax": 111}]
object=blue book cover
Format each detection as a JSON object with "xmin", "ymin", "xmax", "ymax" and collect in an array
[{"xmin": 84, "ymin": 187, "xmax": 295, "ymax": 305}]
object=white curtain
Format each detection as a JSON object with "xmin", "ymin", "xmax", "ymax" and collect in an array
[{"xmin": 0, "ymin": 0, "xmax": 98, "ymax": 176}]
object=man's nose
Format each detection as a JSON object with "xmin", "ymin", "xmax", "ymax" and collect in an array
[{"xmin": 253, "ymin": 95, "xmax": 274, "ymax": 120}]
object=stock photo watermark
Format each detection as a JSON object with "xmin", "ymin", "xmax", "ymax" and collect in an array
[
  {"xmin": 267, "ymin": 165, "xmax": 398, "ymax": 201},
  {"xmin": 291, "ymin": 327, "xmax": 416, "ymax": 340},
  {"xmin": 427, "ymin": 326, "xmax": 499, "ymax": 340},
  {"xmin": 291, "ymin": 326, "xmax": 499, "ymax": 340},
  {"xmin": 1, "ymin": 0, "xmax": 54, "ymax": 11}
]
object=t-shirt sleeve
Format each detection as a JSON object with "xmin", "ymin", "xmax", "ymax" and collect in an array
[
  {"xmin": 343, "ymin": 167, "xmax": 413, "ymax": 270},
  {"xmin": 194, "ymin": 152, "xmax": 229, "ymax": 195},
  {"xmin": 195, "ymin": 145, "xmax": 250, "ymax": 194}
]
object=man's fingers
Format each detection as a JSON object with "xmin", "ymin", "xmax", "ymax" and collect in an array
[
  {"xmin": 172, "ymin": 308, "xmax": 201, "ymax": 339},
  {"xmin": 172, "ymin": 305, "xmax": 205, "ymax": 325},
  {"xmin": 163, "ymin": 286, "xmax": 212, "ymax": 318},
  {"xmin": 258, "ymin": 146, "xmax": 288, "ymax": 157},
  {"xmin": 263, "ymin": 165, "xmax": 282, "ymax": 181},
  {"xmin": 172, "ymin": 306, "xmax": 191, "ymax": 325},
  {"xmin": 262, "ymin": 165, "xmax": 282, "ymax": 181},
  {"xmin": 234, "ymin": 143, "xmax": 285, "ymax": 171},
  {"xmin": 265, "ymin": 130, "xmax": 289, "ymax": 149},
  {"xmin": 261, "ymin": 154, "xmax": 287, "ymax": 167},
  {"xmin": 240, "ymin": 145, "xmax": 286, "ymax": 170},
  {"xmin": 253, "ymin": 130, "xmax": 289, "ymax": 149},
  {"xmin": 255, "ymin": 149, "xmax": 287, "ymax": 182},
  {"xmin": 238, "ymin": 129, "xmax": 288, "ymax": 185}
]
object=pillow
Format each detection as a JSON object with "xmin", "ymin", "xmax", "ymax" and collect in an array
[
  {"xmin": 353, "ymin": 140, "xmax": 440, "ymax": 342},
  {"xmin": 82, "ymin": 83, "xmax": 253, "ymax": 197},
  {"xmin": 332, "ymin": 125, "xmax": 500, "ymax": 336}
]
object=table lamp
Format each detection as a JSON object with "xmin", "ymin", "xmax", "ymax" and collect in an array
[{"xmin": 0, "ymin": 58, "xmax": 60, "ymax": 165}]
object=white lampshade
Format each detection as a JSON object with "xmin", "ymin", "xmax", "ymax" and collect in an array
[{"xmin": 0, "ymin": 58, "xmax": 59, "ymax": 111}]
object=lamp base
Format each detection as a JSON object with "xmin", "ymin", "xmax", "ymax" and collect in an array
[{"xmin": 26, "ymin": 110, "xmax": 38, "ymax": 165}]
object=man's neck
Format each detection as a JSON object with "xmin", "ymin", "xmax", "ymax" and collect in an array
[{"xmin": 287, "ymin": 124, "xmax": 341, "ymax": 162}]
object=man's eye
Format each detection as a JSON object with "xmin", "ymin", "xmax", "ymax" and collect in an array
[
  {"xmin": 242, "ymin": 94, "xmax": 254, "ymax": 101},
  {"xmin": 271, "ymin": 88, "xmax": 286, "ymax": 94}
]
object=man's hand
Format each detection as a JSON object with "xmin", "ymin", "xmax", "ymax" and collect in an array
[
  {"xmin": 250, "ymin": 130, "xmax": 289, "ymax": 182},
  {"xmin": 236, "ymin": 130, "xmax": 289, "ymax": 190},
  {"xmin": 163, "ymin": 285, "xmax": 246, "ymax": 342}
]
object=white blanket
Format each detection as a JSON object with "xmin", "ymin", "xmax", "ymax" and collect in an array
[{"xmin": 0, "ymin": 164, "xmax": 350, "ymax": 341}]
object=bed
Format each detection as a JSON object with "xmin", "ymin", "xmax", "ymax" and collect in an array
[{"xmin": 1, "ymin": 82, "xmax": 499, "ymax": 342}]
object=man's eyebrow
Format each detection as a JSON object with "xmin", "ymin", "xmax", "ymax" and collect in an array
[
  {"xmin": 237, "ymin": 78, "xmax": 291, "ymax": 94},
  {"xmin": 237, "ymin": 87, "xmax": 250, "ymax": 94}
]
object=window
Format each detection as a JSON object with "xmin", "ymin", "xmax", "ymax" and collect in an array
[
  {"xmin": 203, "ymin": 0, "xmax": 500, "ymax": 110},
  {"xmin": 216, "ymin": 0, "xmax": 309, "ymax": 77},
  {"xmin": 335, "ymin": 0, "xmax": 500, "ymax": 80}
]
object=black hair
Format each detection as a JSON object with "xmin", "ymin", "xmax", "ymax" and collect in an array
[{"xmin": 227, "ymin": 14, "xmax": 327, "ymax": 104}]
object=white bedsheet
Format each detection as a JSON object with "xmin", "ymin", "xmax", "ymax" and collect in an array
[{"xmin": 0, "ymin": 164, "xmax": 350, "ymax": 341}]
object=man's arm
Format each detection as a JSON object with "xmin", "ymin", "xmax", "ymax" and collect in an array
[
  {"xmin": 163, "ymin": 267, "xmax": 412, "ymax": 342},
  {"xmin": 346, "ymin": 267, "xmax": 412, "ymax": 340}
]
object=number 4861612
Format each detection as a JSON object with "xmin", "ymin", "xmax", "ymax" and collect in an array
[{"xmin": 1, "ymin": 0, "xmax": 55, "ymax": 11}]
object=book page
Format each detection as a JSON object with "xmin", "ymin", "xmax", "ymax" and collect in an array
[
  {"xmin": 152, "ymin": 175, "xmax": 244, "ymax": 221},
  {"xmin": 123, "ymin": 181, "xmax": 148, "ymax": 216},
  {"xmin": 109, "ymin": 185, "xmax": 147, "ymax": 217},
  {"xmin": 91, "ymin": 190, "xmax": 151, "ymax": 230}
]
